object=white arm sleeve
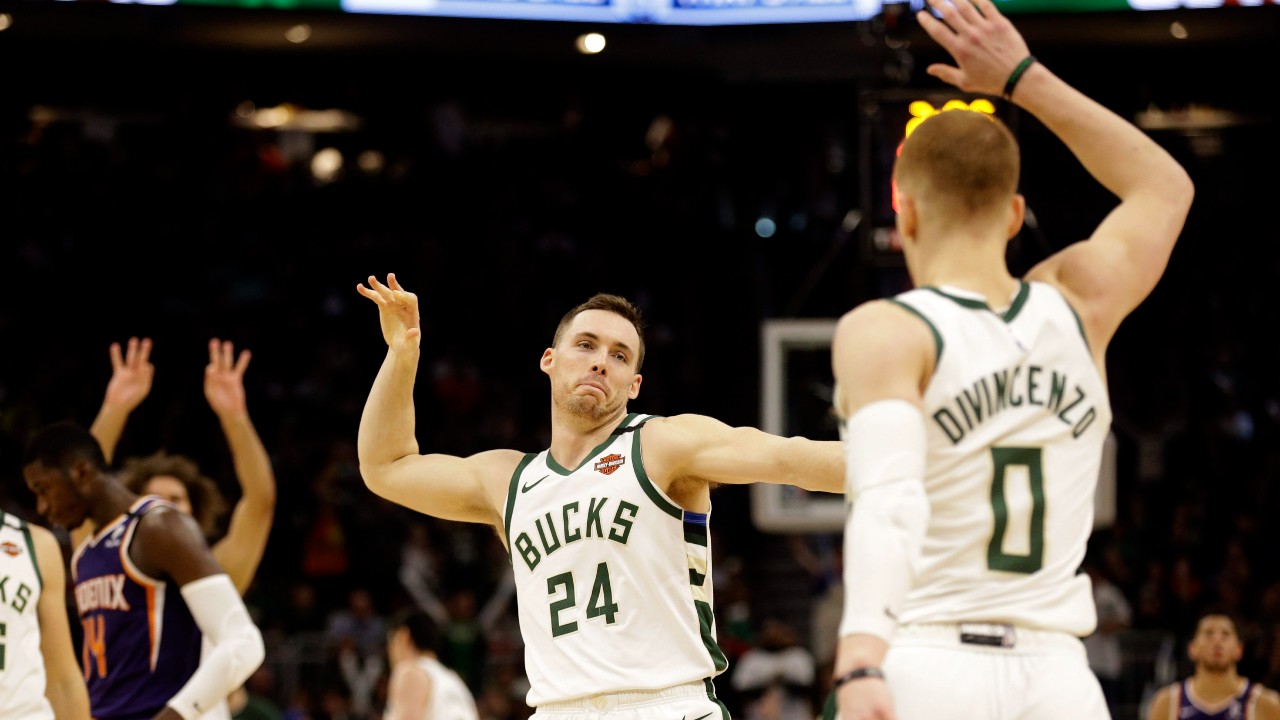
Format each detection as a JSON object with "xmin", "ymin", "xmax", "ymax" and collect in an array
[
  {"xmin": 166, "ymin": 574, "xmax": 266, "ymax": 720},
  {"xmin": 838, "ymin": 399, "xmax": 931, "ymax": 642}
]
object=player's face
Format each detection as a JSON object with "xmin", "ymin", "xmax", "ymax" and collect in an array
[
  {"xmin": 1189, "ymin": 615, "xmax": 1243, "ymax": 672},
  {"xmin": 23, "ymin": 460, "xmax": 91, "ymax": 529},
  {"xmin": 545, "ymin": 310, "xmax": 642, "ymax": 421},
  {"xmin": 144, "ymin": 475, "xmax": 193, "ymax": 516}
]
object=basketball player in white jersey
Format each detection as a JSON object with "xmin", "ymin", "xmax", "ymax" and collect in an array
[
  {"xmin": 385, "ymin": 609, "xmax": 481, "ymax": 720},
  {"xmin": 0, "ymin": 512, "xmax": 90, "ymax": 720},
  {"xmin": 356, "ymin": 278, "xmax": 846, "ymax": 719},
  {"xmin": 829, "ymin": 1, "xmax": 1194, "ymax": 719}
]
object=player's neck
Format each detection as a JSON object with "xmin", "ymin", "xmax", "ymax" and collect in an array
[
  {"xmin": 550, "ymin": 406, "xmax": 628, "ymax": 469},
  {"xmin": 90, "ymin": 481, "xmax": 141, "ymax": 527},
  {"xmin": 912, "ymin": 242, "xmax": 1018, "ymax": 307},
  {"xmin": 1193, "ymin": 669, "xmax": 1243, "ymax": 702}
]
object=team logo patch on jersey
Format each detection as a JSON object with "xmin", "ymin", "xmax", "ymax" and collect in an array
[
  {"xmin": 0, "ymin": 541, "xmax": 21, "ymax": 557},
  {"xmin": 594, "ymin": 454, "xmax": 625, "ymax": 475}
]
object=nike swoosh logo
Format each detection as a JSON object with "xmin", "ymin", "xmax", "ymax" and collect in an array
[
  {"xmin": 689, "ymin": 713, "xmax": 713, "ymax": 720},
  {"xmin": 522, "ymin": 475, "xmax": 551, "ymax": 493}
]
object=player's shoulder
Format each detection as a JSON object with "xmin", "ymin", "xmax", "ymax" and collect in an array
[
  {"xmin": 834, "ymin": 297, "xmax": 936, "ymax": 363},
  {"xmin": 392, "ymin": 657, "xmax": 434, "ymax": 683},
  {"xmin": 25, "ymin": 521, "xmax": 60, "ymax": 556},
  {"xmin": 24, "ymin": 518, "xmax": 53, "ymax": 541},
  {"xmin": 1255, "ymin": 684, "xmax": 1280, "ymax": 714},
  {"xmin": 134, "ymin": 500, "xmax": 205, "ymax": 542},
  {"xmin": 473, "ymin": 448, "xmax": 531, "ymax": 472},
  {"xmin": 640, "ymin": 414, "xmax": 717, "ymax": 453},
  {"xmin": 837, "ymin": 296, "xmax": 903, "ymax": 324},
  {"xmin": 837, "ymin": 296, "xmax": 932, "ymax": 332},
  {"xmin": 1144, "ymin": 682, "xmax": 1178, "ymax": 720}
]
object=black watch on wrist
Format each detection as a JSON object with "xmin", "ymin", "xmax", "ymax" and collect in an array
[{"xmin": 833, "ymin": 666, "xmax": 885, "ymax": 689}]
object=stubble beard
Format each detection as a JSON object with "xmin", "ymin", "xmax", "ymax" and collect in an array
[
  {"xmin": 559, "ymin": 383, "xmax": 620, "ymax": 423},
  {"xmin": 1199, "ymin": 657, "xmax": 1234, "ymax": 674},
  {"xmin": 563, "ymin": 394, "xmax": 610, "ymax": 422}
]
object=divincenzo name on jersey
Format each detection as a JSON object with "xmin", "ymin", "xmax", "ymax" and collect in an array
[{"xmin": 932, "ymin": 363, "xmax": 1099, "ymax": 445}]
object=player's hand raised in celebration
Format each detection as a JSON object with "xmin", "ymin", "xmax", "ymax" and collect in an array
[
  {"xmin": 204, "ymin": 339, "xmax": 252, "ymax": 420},
  {"xmin": 357, "ymin": 273, "xmax": 422, "ymax": 353},
  {"xmin": 103, "ymin": 336, "xmax": 154, "ymax": 413},
  {"xmin": 916, "ymin": 0, "xmax": 1032, "ymax": 97}
]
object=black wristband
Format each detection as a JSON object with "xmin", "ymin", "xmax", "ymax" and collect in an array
[
  {"xmin": 833, "ymin": 666, "xmax": 885, "ymax": 689},
  {"xmin": 1003, "ymin": 55, "xmax": 1037, "ymax": 100}
]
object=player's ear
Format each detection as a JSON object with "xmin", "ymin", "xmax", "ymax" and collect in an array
[
  {"xmin": 898, "ymin": 193, "xmax": 918, "ymax": 240},
  {"xmin": 69, "ymin": 458, "xmax": 96, "ymax": 493},
  {"xmin": 627, "ymin": 374, "xmax": 642, "ymax": 400},
  {"xmin": 540, "ymin": 348, "xmax": 554, "ymax": 376},
  {"xmin": 1006, "ymin": 194, "xmax": 1026, "ymax": 241}
]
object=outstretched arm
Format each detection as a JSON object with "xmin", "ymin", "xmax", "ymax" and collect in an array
[
  {"xmin": 356, "ymin": 274, "xmax": 515, "ymax": 528},
  {"xmin": 644, "ymin": 415, "xmax": 845, "ymax": 494},
  {"xmin": 916, "ymin": 0, "xmax": 1193, "ymax": 355},
  {"xmin": 205, "ymin": 338, "xmax": 276, "ymax": 594},
  {"xmin": 32, "ymin": 525, "xmax": 91, "ymax": 720},
  {"xmin": 90, "ymin": 336, "xmax": 154, "ymax": 464}
]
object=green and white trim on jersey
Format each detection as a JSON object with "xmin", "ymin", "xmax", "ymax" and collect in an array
[
  {"xmin": 0, "ymin": 511, "xmax": 54, "ymax": 720},
  {"xmin": 889, "ymin": 281, "xmax": 1110, "ymax": 637},
  {"xmin": 504, "ymin": 413, "xmax": 727, "ymax": 707}
]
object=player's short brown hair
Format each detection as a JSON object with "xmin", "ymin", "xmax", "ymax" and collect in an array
[
  {"xmin": 894, "ymin": 110, "xmax": 1020, "ymax": 218},
  {"xmin": 553, "ymin": 293, "xmax": 647, "ymax": 371}
]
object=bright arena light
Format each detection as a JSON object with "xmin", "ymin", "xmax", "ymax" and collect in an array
[
  {"xmin": 576, "ymin": 33, "xmax": 606, "ymax": 55},
  {"xmin": 285, "ymin": 24, "xmax": 312, "ymax": 44},
  {"xmin": 311, "ymin": 148, "xmax": 344, "ymax": 184},
  {"xmin": 755, "ymin": 217, "xmax": 777, "ymax": 239}
]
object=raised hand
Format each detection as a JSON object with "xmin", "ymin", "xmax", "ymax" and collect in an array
[
  {"xmin": 916, "ymin": 0, "xmax": 1032, "ymax": 97},
  {"xmin": 356, "ymin": 273, "xmax": 422, "ymax": 353},
  {"xmin": 103, "ymin": 337, "xmax": 155, "ymax": 413},
  {"xmin": 205, "ymin": 338, "xmax": 251, "ymax": 420}
]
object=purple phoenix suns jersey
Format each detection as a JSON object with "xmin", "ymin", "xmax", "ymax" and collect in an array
[
  {"xmin": 1174, "ymin": 679, "xmax": 1264, "ymax": 720},
  {"xmin": 71, "ymin": 496, "xmax": 201, "ymax": 720}
]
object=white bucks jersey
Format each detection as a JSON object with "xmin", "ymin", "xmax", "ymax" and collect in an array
[
  {"xmin": 416, "ymin": 656, "xmax": 479, "ymax": 720},
  {"xmin": 0, "ymin": 512, "xmax": 52, "ymax": 720},
  {"xmin": 504, "ymin": 413, "xmax": 726, "ymax": 706},
  {"xmin": 893, "ymin": 281, "xmax": 1110, "ymax": 636}
]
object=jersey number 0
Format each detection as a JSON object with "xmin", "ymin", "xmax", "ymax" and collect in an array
[{"xmin": 988, "ymin": 447, "xmax": 1045, "ymax": 574}]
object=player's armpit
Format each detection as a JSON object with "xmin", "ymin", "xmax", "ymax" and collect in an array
[{"xmin": 1025, "ymin": 187, "xmax": 1191, "ymax": 355}]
